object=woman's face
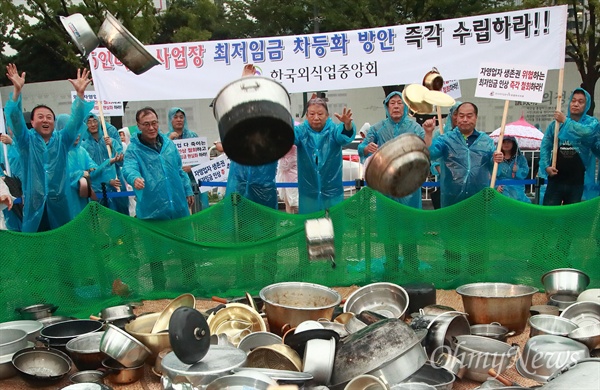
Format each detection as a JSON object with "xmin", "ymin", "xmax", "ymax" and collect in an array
[
  {"xmin": 119, "ymin": 132, "xmax": 126, "ymax": 143},
  {"xmin": 307, "ymin": 104, "xmax": 328, "ymax": 131},
  {"xmin": 501, "ymin": 139, "xmax": 514, "ymax": 153}
]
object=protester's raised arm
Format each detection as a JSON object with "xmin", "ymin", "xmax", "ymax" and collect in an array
[
  {"xmin": 5, "ymin": 64, "xmax": 25, "ymax": 101},
  {"xmin": 68, "ymin": 69, "xmax": 92, "ymax": 100}
]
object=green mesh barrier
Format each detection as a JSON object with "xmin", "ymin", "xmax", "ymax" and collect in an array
[{"xmin": 1, "ymin": 187, "xmax": 598, "ymax": 322}]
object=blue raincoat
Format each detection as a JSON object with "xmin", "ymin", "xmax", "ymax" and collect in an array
[
  {"xmin": 81, "ymin": 113, "xmax": 128, "ymax": 214},
  {"xmin": 358, "ymin": 91, "xmax": 425, "ymax": 208},
  {"xmin": 123, "ymin": 132, "xmax": 193, "ymax": 220},
  {"xmin": 295, "ymin": 118, "xmax": 356, "ymax": 214},
  {"xmin": 0, "ymin": 143, "xmax": 22, "ymax": 231},
  {"xmin": 538, "ymin": 88, "xmax": 600, "ymax": 201},
  {"xmin": 167, "ymin": 107, "xmax": 209, "ymax": 210},
  {"xmin": 226, "ymin": 161, "xmax": 278, "ymax": 209},
  {"xmin": 495, "ymin": 137, "xmax": 531, "ymax": 203},
  {"xmin": 5, "ymin": 94, "xmax": 93, "ymax": 232},
  {"xmin": 429, "ymin": 129, "xmax": 496, "ymax": 207}
]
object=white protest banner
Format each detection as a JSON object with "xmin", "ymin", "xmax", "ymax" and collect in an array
[
  {"xmin": 191, "ymin": 154, "xmax": 230, "ymax": 193},
  {"xmin": 474, "ymin": 63, "xmax": 548, "ymax": 103},
  {"xmin": 173, "ymin": 137, "xmax": 209, "ymax": 167},
  {"xmin": 0, "ymin": 94, "xmax": 9, "ymax": 176},
  {"xmin": 90, "ymin": 6, "xmax": 567, "ymax": 102},
  {"xmin": 71, "ymin": 91, "xmax": 124, "ymax": 116},
  {"xmin": 442, "ymin": 80, "xmax": 461, "ymax": 99}
]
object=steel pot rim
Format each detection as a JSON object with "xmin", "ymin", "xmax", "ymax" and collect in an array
[
  {"xmin": 260, "ymin": 282, "xmax": 342, "ymax": 311},
  {"xmin": 456, "ymin": 282, "xmax": 538, "ymax": 298}
]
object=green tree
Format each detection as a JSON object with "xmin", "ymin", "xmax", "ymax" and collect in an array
[
  {"xmin": 0, "ymin": 0, "xmax": 158, "ymax": 85},
  {"xmin": 155, "ymin": 0, "xmax": 219, "ymax": 44}
]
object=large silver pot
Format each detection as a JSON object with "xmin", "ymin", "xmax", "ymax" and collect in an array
[
  {"xmin": 456, "ymin": 283, "xmax": 538, "ymax": 334},
  {"xmin": 540, "ymin": 358, "xmax": 600, "ymax": 389},
  {"xmin": 260, "ymin": 282, "xmax": 342, "ymax": 335},
  {"xmin": 97, "ymin": 11, "xmax": 160, "ymax": 75},
  {"xmin": 331, "ymin": 318, "xmax": 427, "ymax": 388},
  {"xmin": 364, "ymin": 133, "xmax": 430, "ymax": 198},
  {"xmin": 213, "ymin": 76, "xmax": 294, "ymax": 166},
  {"xmin": 59, "ymin": 13, "xmax": 99, "ymax": 57},
  {"xmin": 454, "ymin": 335, "xmax": 518, "ymax": 382}
]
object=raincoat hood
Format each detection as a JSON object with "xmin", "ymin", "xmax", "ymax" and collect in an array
[
  {"xmin": 167, "ymin": 107, "xmax": 197, "ymax": 139},
  {"xmin": 383, "ymin": 91, "xmax": 409, "ymax": 125},
  {"xmin": 443, "ymin": 100, "xmax": 462, "ymax": 133},
  {"xmin": 55, "ymin": 114, "xmax": 70, "ymax": 132},
  {"xmin": 119, "ymin": 127, "xmax": 131, "ymax": 145},
  {"xmin": 567, "ymin": 88, "xmax": 591, "ymax": 122}
]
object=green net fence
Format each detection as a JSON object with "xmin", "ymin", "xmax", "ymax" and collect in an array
[{"xmin": 1, "ymin": 187, "xmax": 598, "ymax": 322}]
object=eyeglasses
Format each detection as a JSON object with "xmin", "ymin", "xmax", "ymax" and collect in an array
[{"xmin": 139, "ymin": 121, "xmax": 159, "ymax": 128}]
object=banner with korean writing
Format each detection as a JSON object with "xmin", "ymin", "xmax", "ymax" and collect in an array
[
  {"xmin": 70, "ymin": 91, "xmax": 124, "ymax": 116},
  {"xmin": 442, "ymin": 80, "xmax": 461, "ymax": 99},
  {"xmin": 89, "ymin": 5, "xmax": 567, "ymax": 102},
  {"xmin": 173, "ymin": 137, "xmax": 209, "ymax": 167},
  {"xmin": 191, "ymin": 154, "xmax": 230, "ymax": 193},
  {"xmin": 475, "ymin": 63, "xmax": 548, "ymax": 103}
]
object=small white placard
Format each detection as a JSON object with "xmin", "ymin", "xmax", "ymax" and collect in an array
[
  {"xmin": 442, "ymin": 79, "xmax": 462, "ymax": 99},
  {"xmin": 191, "ymin": 154, "xmax": 230, "ymax": 193},
  {"xmin": 173, "ymin": 137, "xmax": 209, "ymax": 167},
  {"xmin": 475, "ymin": 63, "xmax": 548, "ymax": 103},
  {"xmin": 71, "ymin": 91, "xmax": 124, "ymax": 116}
]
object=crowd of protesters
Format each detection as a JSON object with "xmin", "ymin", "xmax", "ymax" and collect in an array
[{"xmin": 1, "ymin": 63, "xmax": 600, "ymax": 234}]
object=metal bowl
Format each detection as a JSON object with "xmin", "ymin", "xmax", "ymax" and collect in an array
[
  {"xmin": 151, "ymin": 293, "xmax": 196, "ymax": 334},
  {"xmin": 578, "ymin": 289, "xmax": 600, "ymax": 303},
  {"xmin": 344, "ymin": 282, "xmax": 410, "ymax": 319},
  {"xmin": 560, "ymin": 301, "xmax": 600, "ymax": 328},
  {"xmin": 456, "ymin": 282, "xmax": 538, "ymax": 334},
  {"xmin": 515, "ymin": 335, "xmax": 590, "ymax": 382},
  {"xmin": 207, "ymin": 303, "xmax": 266, "ymax": 347},
  {"xmin": 0, "ymin": 328, "xmax": 28, "ymax": 355},
  {"xmin": 0, "ymin": 341, "xmax": 34, "ymax": 380},
  {"xmin": 568, "ymin": 324, "xmax": 600, "ymax": 350},
  {"xmin": 69, "ymin": 369, "xmax": 106, "ymax": 384},
  {"xmin": 399, "ymin": 361, "xmax": 455, "ymax": 390},
  {"xmin": 345, "ymin": 374, "xmax": 388, "ymax": 390},
  {"xmin": 529, "ymin": 314, "xmax": 579, "ymax": 337},
  {"xmin": 206, "ymin": 371, "xmax": 277, "ymax": 390},
  {"xmin": 0, "ymin": 320, "xmax": 43, "ymax": 342},
  {"xmin": 470, "ymin": 323, "xmax": 515, "ymax": 342},
  {"xmin": 16, "ymin": 303, "xmax": 58, "ymax": 320},
  {"xmin": 453, "ymin": 335, "xmax": 518, "ymax": 382},
  {"xmin": 97, "ymin": 11, "xmax": 160, "ymax": 75},
  {"xmin": 541, "ymin": 268, "xmax": 590, "ymax": 297},
  {"xmin": 66, "ymin": 332, "xmax": 106, "ymax": 371},
  {"xmin": 100, "ymin": 324, "xmax": 151, "ymax": 368},
  {"xmin": 246, "ymin": 343, "xmax": 302, "ymax": 371},
  {"xmin": 548, "ymin": 294, "xmax": 578, "ymax": 311},
  {"xmin": 12, "ymin": 346, "xmax": 73, "ymax": 385},
  {"xmin": 237, "ymin": 331, "xmax": 282, "ymax": 353},
  {"xmin": 364, "ymin": 133, "xmax": 430, "ymax": 198},
  {"xmin": 124, "ymin": 312, "xmax": 171, "ymax": 361}
]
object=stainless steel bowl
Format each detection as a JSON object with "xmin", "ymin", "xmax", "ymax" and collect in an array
[
  {"xmin": 59, "ymin": 13, "xmax": 99, "ymax": 56},
  {"xmin": 548, "ymin": 294, "xmax": 578, "ymax": 311},
  {"xmin": 97, "ymin": 11, "xmax": 160, "ymax": 75},
  {"xmin": 560, "ymin": 301, "xmax": 600, "ymax": 328},
  {"xmin": 568, "ymin": 324, "xmax": 600, "ymax": 350},
  {"xmin": 453, "ymin": 335, "xmax": 518, "ymax": 382},
  {"xmin": 66, "ymin": 332, "xmax": 106, "ymax": 371},
  {"xmin": 343, "ymin": 282, "xmax": 410, "ymax": 319},
  {"xmin": 0, "ymin": 328, "xmax": 28, "ymax": 355},
  {"xmin": 529, "ymin": 314, "xmax": 579, "ymax": 337},
  {"xmin": 541, "ymin": 268, "xmax": 590, "ymax": 296},
  {"xmin": 100, "ymin": 324, "xmax": 151, "ymax": 368},
  {"xmin": 0, "ymin": 320, "xmax": 43, "ymax": 342},
  {"xmin": 125, "ymin": 312, "xmax": 171, "ymax": 361}
]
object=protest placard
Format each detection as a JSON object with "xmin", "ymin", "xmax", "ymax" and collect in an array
[
  {"xmin": 173, "ymin": 137, "xmax": 209, "ymax": 167},
  {"xmin": 475, "ymin": 63, "xmax": 548, "ymax": 103},
  {"xmin": 191, "ymin": 154, "xmax": 230, "ymax": 193},
  {"xmin": 442, "ymin": 79, "xmax": 461, "ymax": 99},
  {"xmin": 70, "ymin": 91, "xmax": 124, "ymax": 116}
]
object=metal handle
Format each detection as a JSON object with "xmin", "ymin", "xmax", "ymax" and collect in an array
[{"xmin": 240, "ymin": 82, "xmax": 260, "ymax": 91}]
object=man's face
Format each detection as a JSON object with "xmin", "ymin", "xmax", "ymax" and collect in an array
[
  {"xmin": 87, "ymin": 117, "xmax": 99, "ymax": 134},
  {"xmin": 31, "ymin": 107, "xmax": 55, "ymax": 138},
  {"xmin": 387, "ymin": 95, "xmax": 404, "ymax": 122},
  {"xmin": 171, "ymin": 112, "xmax": 185, "ymax": 131},
  {"xmin": 138, "ymin": 112, "xmax": 159, "ymax": 141},
  {"xmin": 307, "ymin": 105, "xmax": 328, "ymax": 131},
  {"xmin": 456, "ymin": 104, "xmax": 477, "ymax": 134},
  {"xmin": 570, "ymin": 92, "xmax": 586, "ymax": 116}
]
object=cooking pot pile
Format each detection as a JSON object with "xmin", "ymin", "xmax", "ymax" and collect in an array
[{"xmin": 0, "ymin": 269, "xmax": 598, "ymax": 390}]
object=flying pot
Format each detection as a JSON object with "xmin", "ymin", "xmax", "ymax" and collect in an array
[{"xmin": 213, "ymin": 76, "xmax": 295, "ymax": 166}]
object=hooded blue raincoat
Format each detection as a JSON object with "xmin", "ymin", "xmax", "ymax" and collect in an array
[
  {"xmin": 496, "ymin": 136, "xmax": 531, "ymax": 203},
  {"xmin": 429, "ymin": 129, "xmax": 496, "ymax": 207},
  {"xmin": 538, "ymin": 88, "xmax": 600, "ymax": 201},
  {"xmin": 295, "ymin": 118, "xmax": 355, "ymax": 214},
  {"xmin": 0, "ymin": 143, "xmax": 22, "ymax": 231},
  {"xmin": 5, "ymin": 94, "xmax": 93, "ymax": 232},
  {"xmin": 358, "ymin": 91, "xmax": 425, "ymax": 208},
  {"xmin": 167, "ymin": 107, "xmax": 209, "ymax": 210},
  {"xmin": 226, "ymin": 161, "xmax": 278, "ymax": 209},
  {"xmin": 123, "ymin": 132, "xmax": 193, "ymax": 220}
]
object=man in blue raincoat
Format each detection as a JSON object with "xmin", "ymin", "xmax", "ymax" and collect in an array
[
  {"xmin": 4, "ymin": 64, "xmax": 93, "ymax": 232},
  {"xmin": 167, "ymin": 107, "xmax": 210, "ymax": 211},
  {"xmin": 358, "ymin": 91, "xmax": 435, "ymax": 277},
  {"xmin": 425, "ymin": 102, "xmax": 503, "ymax": 279},
  {"xmin": 538, "ymin": 88, "xmax": 600, "ymax": 205},
  {"xmin": 81, "ymin": 113, "xmax": 128, "ymax": 215},
  {"xmin": 295, "ymin": 98, "xmax": 356, "ymax": 214},
  {"xmin": 426, "ymin": 102, "xmax": 504, "ymax": 207}
]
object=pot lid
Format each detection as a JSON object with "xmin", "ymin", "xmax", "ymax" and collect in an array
[
  {"xmin": 169, "ymin": 307, "xmax": 211, "ymax": 364},
  {"xmin": 332, "ymin": 318, "xmax": 423, "ymax": 385},
  {"xmin": 423, "ymin": 90, "xmax": 455, "ymax": 107},
  {"xmin": 161, "ymin": 345, "xmax": 246, "ymax": 378},
  {"xmin": 151, "ymin": 293, "xmax": 195, "ymax": 334}
]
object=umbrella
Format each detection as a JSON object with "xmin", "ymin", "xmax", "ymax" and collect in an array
[{"xmin": 490, "ymin": 116, "xmax": 544, "ymax": 150}]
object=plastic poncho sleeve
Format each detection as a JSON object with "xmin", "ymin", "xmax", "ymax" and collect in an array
[
  {"xmin": 358, "ymin": 126, "xmax": 378, "ymax": 160},
  {"xmin": 428, "ymin": 135, "xmax": 448, "ymax": 160}
]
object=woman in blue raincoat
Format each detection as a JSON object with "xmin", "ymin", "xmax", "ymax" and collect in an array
[
  {"xmin": 358, "ymin": 91, "xmax": 434, "ymax": 208},
  {"xmin": 495, "ymin": 136, "xmax": 531, "ymax": 203},
  {"xmin": 167, "ymin": 107, "xmax": 210, "ymax": 211},
  {"xmin": 538, "ymin": 88, "xmax": 600, "ymax": 204},
  {"xmin": 295, "ymin": 98, "xmax": 355, "ymax": 214}
]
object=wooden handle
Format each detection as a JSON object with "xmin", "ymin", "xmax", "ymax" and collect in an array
[
  {"xmin": 551, "ymin": 68, "xmax": 565, "ymax": 169},
  {"xmin": 211, "ymin": 296, "xmax": 228, "ymax": 304},
  {"xmin": 490, "ymin": 100, "xmax": 510, "ymax": 188},
  {"xmin": 90, "ymin": 315, "xmax": 102, "ymax": 321},
  {"xmin": 488, "ymin": 368, "xmax": 513, "ymax": 386},
  {"xmin": 436, "ymin": 105, "xmax": 444, "ymax": 135}
]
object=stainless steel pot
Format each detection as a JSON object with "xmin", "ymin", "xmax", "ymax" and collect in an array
[
  {"xmin": 100, "ymin": 324, "xmax": 151, "ymax": 368},
  {"xmin": 422, "ymin": 311, "xmax": 470, "ymax": 360},
  {"xmin": 260, "ymin": 282, "xmax": 342, "ymax": 335},
  {"xmin": 39, "ymin": 319, "xmax": 104, "ymax": 351},
  {"xmin": 470, "ymin": 323, "xmax": 516, "ymax": 342},
  {"xmin": 456, "ymin": 283, "xmax": 538, "ymax": 334},
  {"xmin": 97, "ymin": 11, "xmax": 160, "ymax": 75},
  {"xmin": 343, "ymin": 282, "xmax": 410, "ymax": 319},
  {"xmin": 305, "ymin": 216, "xmax": 335, "ymax": 266},
  {"xmin": 0, "ymin": 320, "xmax": 43, "ymax": 342},
  {"xmin": 331, "ymin": 318, "xmax": 427, "ymax": 387},
  {"xmin": 400, "ymin": 361, "xmax": 456, "ymax": 390},
  {"xmin": 16, "ymin": 303, "xmax": 58, "ymax": 320},
  {"xmin": 529, "ymin": 314, "xmax": 578, "ymax": 337},
  {"xmin": 0, "ymin": 328, "xmax": 28, "ymax": 355},
  {"xmin": 213, "ymin": 76, "xmax": 294, "ymax": 166},
  {"xmin": 453, "ymin": 335, "xmax": 518, "ymax": 382},
  {"xmin": 541, "ymin": 268, "xmax": 590, "ymax": 296},
  {"xmin": 364, "ymin": 133, "xmax": 430, "ymax": 198},
  {"xmin": 66, "ymin": 332, "xmax": 106, "ymax": 371},
  {"xmin": 101, "ymin": 357, "xmax": 144, "ymax": 384},
  {"xmin": 59, "ymin": 13, "xmax": 99, "ymax": 57},
  {"xmin": 541, "ymin": 358, "xmax": 600, "ymax": 389}
]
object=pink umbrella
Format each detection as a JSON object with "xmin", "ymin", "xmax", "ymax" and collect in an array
[{"xmin": 490, "ymin": 116, "xmax": 544, "ymax": 150}]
